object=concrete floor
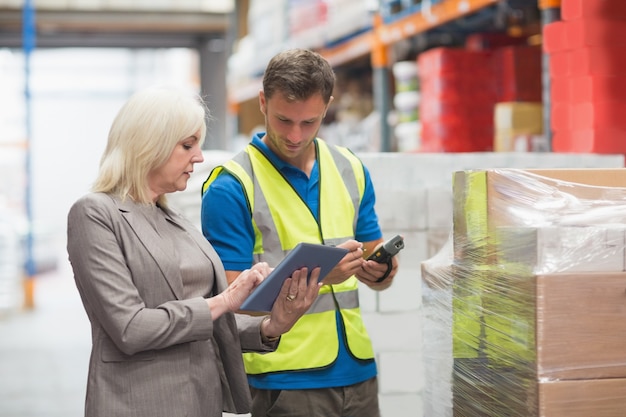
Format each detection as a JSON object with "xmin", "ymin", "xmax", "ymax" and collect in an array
[{"xmin": 0, "ymin": 261, "xmax": 90, "ymax": 417}]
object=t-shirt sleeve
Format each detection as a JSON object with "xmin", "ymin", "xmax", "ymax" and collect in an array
[
  {"xmin": 200, "ymin": 172, "xmax": 255, "ymax": 271},
  {"xmin": 355, "ymin": 164, "xmax": 383, "ymax": 243}
]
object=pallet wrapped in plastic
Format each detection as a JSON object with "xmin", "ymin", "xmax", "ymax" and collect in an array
[{"xmin": 422, "ymin": 168, "xmax": 626, "ymax": 417}]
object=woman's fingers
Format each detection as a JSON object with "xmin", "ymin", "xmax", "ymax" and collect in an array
[
  {"xmin": 306, "ymin": 267, "xmax": 322, "ymax": 297},
  {"xmin": 251, "ymin": 261, "xmax": 271, "ymax": 278}
]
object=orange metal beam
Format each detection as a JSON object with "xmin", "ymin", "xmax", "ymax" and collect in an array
[
  {"xmin": 538, "ymin": 0, "xmax": 561, "ymax": 10},
  {"xmin": 376, "ymin": 0, "xmax": 500, "ymax": 46},
  {"xmin": 319, "ymin": 32, "xmax": 375, "ymax": 68}
]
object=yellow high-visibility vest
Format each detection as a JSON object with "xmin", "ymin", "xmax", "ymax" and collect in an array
[{"xmin": 202, "ymin": 139, "xmax": 375, "ymax": 374}]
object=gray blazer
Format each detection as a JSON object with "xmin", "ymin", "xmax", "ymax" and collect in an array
[{"xmin": 67, "ymin": 192, "xmax": 270, "ymax": 417}]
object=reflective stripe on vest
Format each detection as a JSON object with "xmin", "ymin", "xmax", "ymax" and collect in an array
[{"xmin": 203, "ymin": 139, "xmax": 375, "ymax": 374}]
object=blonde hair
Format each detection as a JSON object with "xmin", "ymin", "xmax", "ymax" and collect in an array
[{"xmin": 93, "ymin": 86, "xmax": 208, "ymax": 206}]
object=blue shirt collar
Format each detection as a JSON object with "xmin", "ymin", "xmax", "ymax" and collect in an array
[{"xmin": 251, "ymin": 132, "xmax": 318, "ymax": 174}]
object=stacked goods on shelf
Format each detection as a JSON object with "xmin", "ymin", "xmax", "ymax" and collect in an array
[
  {"xmin": 392, "ymin": 60, "xmax": 421, "ymax": 151},
  {"xmin": 418, "ymin": 44, "xmax": 542, "ymax": 152},
  {"xmin": 465, "ymin": 32, "xmax": 529, "ymax": 51},
  {"xmin": 324, "ymin": 0, "xmax": 373, "ymax": 47},
  {"xmin": 233, "ymin": 0, "xmax": 372, "ymax": 86},
  {"xmin": 379, "ymin": 0, "xmax": 444, "ymax": 23},
  {"xmin": 494, "ymin": 45, "xmax": 543, "ymax": 103},
  {"xmin": 425, "ymin": 168, "xmax": 626, "ymax": 416},
  {"xmin": 494, "ymin": 102, "xmax": 545, "ymax": 151},
  {"xmin": 493, "ymin": 45, "xmax": 545, "ymax": 152},
  {"xmin": 543, "ymin": 0, "xmax": 626, "ymax": 153},
  {"xmin": 287, "ymin": 0, "xmax": 328, "ymax": 49},
  {"xmin": 379, "ymin": 0, "xmax": 408, "ymax": 22},
  {"xmin": 469, "ymin": 35, "xmax": 544, "ymax": 152},
  {"xmin": 246, "ymin": 0, "xmax": 289, "ymax": 76},
  {"xmin": 418, "ymin": 48, "xmax": 497, "ymax": 152}
]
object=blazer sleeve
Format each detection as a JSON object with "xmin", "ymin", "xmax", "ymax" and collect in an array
[
  {"xmin": 67, "ymin": 194, "xmax": 213, "ymax": 356},
  {"xmin": 233, "ymin": 314, "xmax": 278, "ymax": 352}
]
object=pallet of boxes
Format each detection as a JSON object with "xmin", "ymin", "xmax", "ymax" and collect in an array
[{"xmin": 422, "ymin": 168, "xmax": 626, "ymax": 417}]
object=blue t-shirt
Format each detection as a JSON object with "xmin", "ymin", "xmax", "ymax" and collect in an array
[{"xmin": 201, "ymin": 134, "xmax": 382, "ymax": 390}]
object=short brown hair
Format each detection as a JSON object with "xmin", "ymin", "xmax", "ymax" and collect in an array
[{"xmin": 262, "ymin": 48, "xmax": 335, "ymax": 103}]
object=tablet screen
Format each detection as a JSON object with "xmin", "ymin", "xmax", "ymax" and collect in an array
[{"xmin": 239, "ymin": 243, "xmax": 348, "ymax": 313}]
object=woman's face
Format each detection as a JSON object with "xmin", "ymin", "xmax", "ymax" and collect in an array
[{"xmin": 147, "ymin": 132, "xmax": 204, "ymax": 201}]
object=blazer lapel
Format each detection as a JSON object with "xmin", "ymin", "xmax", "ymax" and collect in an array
[
  {"xmin": 117, "ymin": 199, "xmax": 184, "ymax": 299},
  {"xmin": 161, "ymin": 206, "xmax": 231, "ymax": 295}
]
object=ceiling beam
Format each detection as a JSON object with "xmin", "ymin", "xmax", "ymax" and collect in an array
[{"xmin": 0, "ymin": 8, "xmax": 229, "ymax": 48}]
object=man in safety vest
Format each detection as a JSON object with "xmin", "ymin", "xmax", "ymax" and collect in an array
[{"xmin": 201, "ymin": 48, "xmax": 398, "ymax": 417}]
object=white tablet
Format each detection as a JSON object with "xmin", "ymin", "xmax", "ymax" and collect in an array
[{"xmin": 239, "ymin": 242, "xmax": 349, "ymax": 313}]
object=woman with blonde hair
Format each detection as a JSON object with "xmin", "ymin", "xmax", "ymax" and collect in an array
[{"xmin": 67, "ymin": 85, "xmax": 320, "ymax": 417}]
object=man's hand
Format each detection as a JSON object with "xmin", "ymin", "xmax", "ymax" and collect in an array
[
  {"xmin": 356, "ymin": 254, "xmax": 397, "ymax": 290},
  {"xmin": 320, "ymin": 240, "xmax": 365, "ymax": 285}
]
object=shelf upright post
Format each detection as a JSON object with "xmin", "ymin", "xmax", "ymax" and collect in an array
[
  {"xmin": 22, "ymin": 0, "xmax": 36, "ymax": 310},
  {"xmin": 539, "ymin": 0, "xmax": 561, "ymax": 151},
  {"xmin": 371, "ymin": 14, "xmax": 393, "ymax": 152}
]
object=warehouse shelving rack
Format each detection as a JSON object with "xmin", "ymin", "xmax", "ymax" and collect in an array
[{"xmin": 228, "ymin": 0, "xmax": 507, "ymax": 150}]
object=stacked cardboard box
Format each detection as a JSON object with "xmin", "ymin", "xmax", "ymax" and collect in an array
[
  {"xmin": 246, "ymin": 0, "xmax": 289, "ymax": 76},
  {"xmin": 287, "ymin": 0, "xmax": 328, "ymax": 48},
  {"xmin": 495, "ymin": 45, "xmax": 543, "ymax": 103},
  {"xmin": 418, "ymin": 48, "xmax": 498, "ymax": 152},
  {"xmin": 494, "ymin": 102, "xmax": 544, "ymax": 151},
  {"xmin": 450, "ymin": 168, "xmax": 626, "ymax": 416},
  {"xmin": 543, "ymin": 0, "xmax": 626, "ymax": 153},
  {"xmin": 324, "ymin": 0, "xmax": 372, "ymax": 46},
  {"xmin": 418, "ymin": 45, "xmax": 541, "ymax": 153}
]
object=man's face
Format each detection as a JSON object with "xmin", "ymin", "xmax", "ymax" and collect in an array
[{"xmin": 260, "ymin": 91, "xmax": 331, "ymax": 164}]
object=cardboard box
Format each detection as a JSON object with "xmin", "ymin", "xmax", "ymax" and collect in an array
[
  {"xmin": 550, "ymin": 101, "xmax": 571, "ymax": 131},
  {"xmin": 453, "ymin": 358, "xmax": 534, "ymax": 417},
  {"xmin": 455, "ymin": 368, "xmax": 626, "ymax": 417},
  {"xmin": 539, "ymin": 378, "xmax": 626, "ymax": 417},
  {"xmin": 537, "ymin": 272, "xmax": 626, "ymax": 380},
  {"xmin": 494, "ymin": 102, "xmax": 543, "ymax": 152},
  {"xmin": 495, "ymin": 46, "xmax": 542, "ymax": 102},
  {"xmin": 550, "ymin": 76, "xmax": 569, "ymax": 103},
  {"xmin": 452, "ymin": 271, "xmax": 626, "ymax": 415},
  {"xmin": 549, "ymin": 51, "xmax": 570, "ymax": 77},
  {"xmin": 494, "ymin": 102, "xmax": 543, "ymax": 130},
  {"xmin": 497, "ymin": 226, "xmax": 625, "ymax": 273},
  {"xmin": 571, "ymin": 101, "xmax": 626, "ymax": 130},
  {"xmin": 453, "ymin": 169, "xmax": 626, "ymax": 250},
  {"xmin": 561, "ymin": 0, "xmax": 626, "ymax": 22},
  {"xmin": 556, "ymin": 127, "xmax": 626, "ymax": 154},
  {"xmin": 570, "ymin": 46, "xmax": 626, "ymax": 77},
  {"xmin": 570, "ymin": 75, "xmax": 626, "ymax": 103},
  {"xmin": 451, "ymin": 169, "xmax": 626, "ymax": 416},
  {"xmin": 564, "ymin": 19, "xmax": 626, "ymax": 50},
  {"xmin": 543, "ymin": 21, "xmax": 567, "ymax": 54}
]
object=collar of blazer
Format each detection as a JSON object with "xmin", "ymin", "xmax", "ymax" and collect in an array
[
  {"xmin": 114, "ymin": 196, "xmax": 187, "ymax": 299},
  {"xmin": 110, "ymin": 194, "xmax": 229, "ymax": 300}
]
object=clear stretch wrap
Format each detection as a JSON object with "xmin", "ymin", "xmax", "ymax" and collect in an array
[{"xmin": 422, "ymin": 168, "xmax": 626, "ymax": 417}]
